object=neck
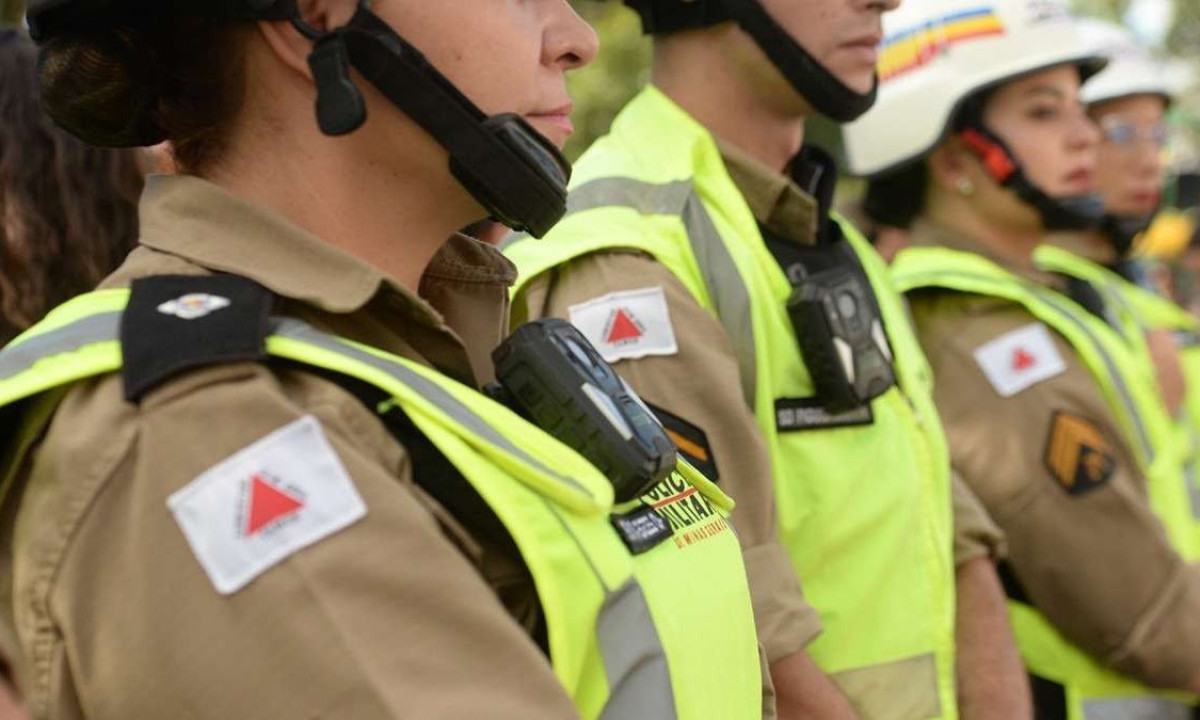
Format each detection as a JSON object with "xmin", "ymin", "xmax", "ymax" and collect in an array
[
  {"xmin": 651, "ymin": 27, "xmax": 806, "ymax": 172},
  {"xmin": 926, "ymin": 188, "xmax": 1043, "ymax": 267},
  {"xmin": 1051, "ymin": 230, "xmax": 1118, "ymax": 264},
  {"xmin": 208, "ymin": 74, "xmax": 477, "ymax": 293}
]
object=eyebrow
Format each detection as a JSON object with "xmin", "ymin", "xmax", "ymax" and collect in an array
[{"xmin": 1022, "ymin": 86, "xmax": 1067, "ymax": 101}]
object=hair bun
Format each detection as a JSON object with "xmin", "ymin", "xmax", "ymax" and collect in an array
[{"xmin": 38, "ymin": 26, "xmax": 167, "ymax": 147}]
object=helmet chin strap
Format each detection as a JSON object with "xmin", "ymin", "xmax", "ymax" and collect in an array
[
  {"xmin": 295, "ymin": 5, "xmax": 571, "ymax": 238},
  {"xmin": 624, "ymin": 0, "xmax": 878, "ymax": 122},
  {"xmin": 719, "ymin": 0, "xmax": 877, "ymax": 122},
  {"xmin": 958, "ymin": 126, "xmax": 1105, "ymax": 232}
]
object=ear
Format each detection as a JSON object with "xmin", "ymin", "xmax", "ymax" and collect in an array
[
  {"xmin": 256, "ymin": 0, "xmax": 360, "ymax": 79},
  {"xmin": 928, "ymin": 138, "xmax": 979, "ymax": 194}
]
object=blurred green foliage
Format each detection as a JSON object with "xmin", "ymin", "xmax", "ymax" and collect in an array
[
  {"xmin": 565, "ymin": 2, "xmax": 650, "ymax": 160},
  {"xmin": 2, "ymin": 0, "xmax": 22, "ymax": 25}
]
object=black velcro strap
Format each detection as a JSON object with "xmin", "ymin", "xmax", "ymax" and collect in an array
[
  {"xmin": 1062, "ymin": 276, "xmax": 1112, "ymax": 328},
  {"xmin": 121, "ymin": 275, "xmax": 274, "ymax": 403},
  {"xmin": 307, "ymin": 366, "xmax": 547, "ymax": 652}
]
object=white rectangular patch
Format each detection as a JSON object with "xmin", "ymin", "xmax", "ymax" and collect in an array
[
  {"xmin": 167, "ymin": 415, "xmax": 367, "ymax": 595},
  {"xmin": 568, "ymin": 287, "xmax": 679, "ymax": 364},
  {"xmin": 972, "ymin": 322, "xmax": 1067, "ymax": 398}
]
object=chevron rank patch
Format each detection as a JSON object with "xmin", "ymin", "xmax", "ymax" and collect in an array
[{"xmin": 1043, "ymin": 412, "xmax": 1117, "ymax": 496}]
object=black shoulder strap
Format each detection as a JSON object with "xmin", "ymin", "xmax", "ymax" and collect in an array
[
  {"xmin": 1060, "ymin": 275, "xmax": 1114, "ymax": 330},
  {"xmin": 307, "ymin": 366, "xmax": 544, "ymax": 647},
  {"xmin": 121, "ymin": 275, "xmax": 275, "ymax": 403}
]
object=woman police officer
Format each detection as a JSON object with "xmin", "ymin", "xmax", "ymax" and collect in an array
[
  {"xmin": 844, "ymin": 0, "xmax": 1200, "ymax": 716},
  {"xmin": 1032, "ymin": 19, "xmax": 1200, "ymax": 560},
  {"xmin": 0, "ymin": 1, "xmax": 767, "ymax": 718}
]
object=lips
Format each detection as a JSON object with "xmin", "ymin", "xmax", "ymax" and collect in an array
[
  {"xmin": 525, "ymin": 104, "xmax": 575, "ymax": 142},
  {"xmin": 842, "ymin": 33, "xmax": 883, "ymax": 49},
  {"xmin": 1129, "ymin": 190, "xmax": 1161, "ymax": 208},
  {"xmin": 1063, "ymin": 168, "xmax": 1095, "ymax": 192}
]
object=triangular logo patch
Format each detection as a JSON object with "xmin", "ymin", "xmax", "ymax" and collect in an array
[
  {"xmin": 973, "ymin": 323, "xmax": 1066, "ymax": 397},
  {"xmin": 568, "ymin": 287, "xmax": 679, "ymax": 363},
  {"xmin": 606, "ymin": 308, "xmax": 644, "ymax": 344},
  {"xmin": 244, "ymin": 474, "xmax": 305, "ymax": 536},
  {"xmin": 1012, "ymin": 347, "xmax": 1036, "ymax": 371}
]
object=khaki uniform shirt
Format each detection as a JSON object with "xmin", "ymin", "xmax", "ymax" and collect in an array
[
  {"xmin": 905, "ymin": 221, "xmax": 1200, "ymax": 688},
  {"xmin": 2, "ymin": 175, "xmax": 584, "ymax": 719},
  {"xmin": 513, "ymin": 145, "xmax": 1003, "ymax": 665}
]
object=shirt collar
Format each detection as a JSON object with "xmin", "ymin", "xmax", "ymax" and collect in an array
[
  {"xmin": 717, "ymin": 140, "xmax": 820, "ymax": 245},
  {"xmin": 137, "ymin": 174, "xmax": 517, "ymax": 315},
  {"xmin": 134, "ymin": 174, "xmax": 517, "ymax": 386}
]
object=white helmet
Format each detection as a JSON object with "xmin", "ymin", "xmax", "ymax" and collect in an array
[
  {"xmin": 1079, "ymin": 18, "xmax": 1187, "ymax": 106},
  {"xmin": 843, "ymin": 0, "xmax": 1105, "ymax": 178}
]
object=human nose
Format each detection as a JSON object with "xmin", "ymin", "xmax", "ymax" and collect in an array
[{"xmin": 544, "ymin": 1, "xmax": 600, "ymax": 71}]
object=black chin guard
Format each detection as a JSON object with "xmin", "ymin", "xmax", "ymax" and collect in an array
[{"xmin": 304, "ymin": 7, "xmax": 571, "ymax": 238}]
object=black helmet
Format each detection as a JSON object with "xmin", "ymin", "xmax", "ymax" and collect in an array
[{"xmin": 28, "ymin": 0, "xmax": 571, "ymax": 238}]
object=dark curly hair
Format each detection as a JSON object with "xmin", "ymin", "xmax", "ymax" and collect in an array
[{"xmin": 0, "ymin": 28, "xmax": 145, "ymax": 345}]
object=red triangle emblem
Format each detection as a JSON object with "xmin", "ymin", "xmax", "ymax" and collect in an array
[
  {"xmin": 606, "ymin": 308, "xmax": 643, "ymax": 343},
  {"xmin": 1012, "ymin": 347, "xmax": 1037, "ymax": 372},
  {"xmin": 245, "ymin": 474, "xmax": 305, "ymax": 536}
]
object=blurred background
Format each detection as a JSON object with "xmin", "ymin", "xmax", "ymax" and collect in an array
[{"xmin": 1, "ymin": 0, "xmax": 1197, "ymax": 304}]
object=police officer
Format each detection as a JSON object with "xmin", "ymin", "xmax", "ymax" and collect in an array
[
  {"xmin": 0, "ymin": 1, "xmax": 770, "ymax": 718},
  {"xmin": 502, "ymin": 0, "xmax": 1026, "ymax": 717},
  {"xmin": 1034, "ymin": 18, "xmax": 1200, "ymax": 558},
  {"xmin": 845, "ymin": 0, "xmax": 1200, "ymax": 715}
]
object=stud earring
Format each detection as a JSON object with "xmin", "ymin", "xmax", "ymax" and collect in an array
[{"xmin": 956, "ymin": 177, "xmax": 975, "ymax": 197}]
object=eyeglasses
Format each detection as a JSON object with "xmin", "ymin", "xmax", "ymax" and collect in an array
[{"xmin": 1098, "ymin": 116, "xmax": 1170, "ymax": 150}]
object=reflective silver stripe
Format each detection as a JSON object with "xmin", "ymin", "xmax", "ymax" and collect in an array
[
  {"xmin": 597, "ymin": 579, "xmax": 678, "ymax": 720},
  {"xmin": 283, "ymin": 316, "xmax": 678, "ymax": 717},
  {"xmin": 557, "ymin": 178, "xmax": 759, "ymax": 407},
  {"xmin": 282, "ymin": 319, "xmax": 597, "ymax": 497},
  {"xmin": 0, "ymin": 312, "xmax": 122, "ymax": 384},
  {"xmin": 1186, "ymin": 454, "xmax": 1200, "ymax": 520},
  {"xmin": 2, "ymin": 309, "xmax": 679, "ymax": 718},
  {"xmin": 1035, "ymin": 288, "xmax": 1154, "ymax": 462},
  {"xmin": 898, "ymin": 271, "xmax": 1155, "ymax": 464},
  {"xmin": 1176, "ymin": 415, "xmax": 1200, "ymax": 518},
  {"xmin": 0, "ymin": 312, "xmax": 592, "ymax": 497},
  {"xmin": 1082, "ymin": 696, "xmax": 1192, "ymax": 720}
]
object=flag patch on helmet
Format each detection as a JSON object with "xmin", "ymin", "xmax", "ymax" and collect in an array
[{"xmin": 878, "ymin": 7, "xmax": 1006, "ymax": 82}]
